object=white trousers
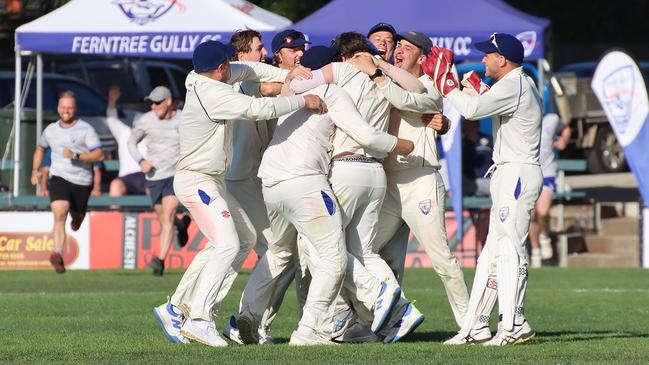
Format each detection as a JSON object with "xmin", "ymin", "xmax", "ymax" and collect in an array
[
  {"xmin": 239, "ymin": 175, "xmax": 347, "ymax": 335},
  {"xmin": 170, "ymin": 170, "xmax": 255, "ymax": 321},
  {"xmin": 327, "ymin": 160, "xmax": 396, "ymax": 323},
  {"xmin": 373, "ymin": 166, "xmax": 470, "ymax": 327},
  {"xmin": 226, "ymin": 176, "xmax": 297, "ymax": 329},
  {"xmin": 460, "ymin": 162, "xmax": 542, "ymax": 333}
]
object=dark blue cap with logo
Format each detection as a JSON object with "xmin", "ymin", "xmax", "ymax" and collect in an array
[
  {"xmin": 272, "ymin": 29, "xmax": 311, "ymax": 54},
  {"xmin": 192, "ymin": 40, "xmax": 236, "ymax": 72},
  {"xmin": 397, "ymin": 31, "xmax": 433, "ymax": 54},
  {"xmin": 474, "ymin": 33, "xmax": 524, "ymax": 64},
  {"xmin": 299, "ymin": 45, "xmax": 340, "ymax": 70},
  {"xmin": 367, "ymin": 22, "xmax": 396, "ymax": 37}
]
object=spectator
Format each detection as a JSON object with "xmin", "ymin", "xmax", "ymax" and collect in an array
[
  {"xmin": 127, "ymin": 86, "xmax": 189, "ymax": 276},
  {"xmin": 461, "ymin": 120, "xmax": 493, "ymax": 196},
  {"xmin": 529, "ymin": 113, "xmax": 571, "ymax": 267},
  {"xmin": 30, "ymin": 91, "xmax": 104, "ymax": 273}
]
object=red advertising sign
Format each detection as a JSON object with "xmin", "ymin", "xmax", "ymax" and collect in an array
[{"xmin": 0, "ymin": 232, "xmax": 80, "ymax": 270}]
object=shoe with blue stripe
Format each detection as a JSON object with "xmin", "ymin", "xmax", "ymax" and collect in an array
[
  {"xmin": 371, "ymin": 282, "xmax": 401, "ymax": 333},
  {"xmin": 153, "ymin": 302, "xmax": 190, "ymax": 344},
  {"xmin": 382, "ymin": 302, "xmax": 425, "ymax": 343}
]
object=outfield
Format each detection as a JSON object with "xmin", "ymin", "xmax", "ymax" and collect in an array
[{"xmin": 1, "ymin": 268, "xmax": 647, "ymax": 364}]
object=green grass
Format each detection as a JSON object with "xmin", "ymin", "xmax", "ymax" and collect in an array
[{"xmin": 1, "ymin": 268, "xmax": 648, "ymax": 364}]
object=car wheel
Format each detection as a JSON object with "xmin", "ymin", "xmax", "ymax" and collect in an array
[{"xmin": 587, "ymin": 125, "xmax": 626, "ymax": 173}]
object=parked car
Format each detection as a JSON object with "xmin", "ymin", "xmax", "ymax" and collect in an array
[
  {"xmin": 55, "ymin": 59, "xmax": 190, "ymax": 112},
  {"xmin": 552, "ymin": 62, "xmax": 649, "ymax": 173}
]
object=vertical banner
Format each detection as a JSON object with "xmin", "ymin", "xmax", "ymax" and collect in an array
[
  {"xmin": 441, "ymin": 98, "xmax": 464, "ymax": 242},
  {"xmin": 591, "ymin": 50, "xmax": 649, "ymax": 268}
]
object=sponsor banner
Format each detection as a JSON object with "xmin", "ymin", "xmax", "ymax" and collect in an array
[
  {"xmin": 0, "ymin": 212, "xmax": 89, "ymax": 270},
  {"xmin": 88, "ymin": 211, "xmax": 257, "ymax": 270}
]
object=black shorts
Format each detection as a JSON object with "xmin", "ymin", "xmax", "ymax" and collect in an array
[
  {"xmin": 119, "ymin": 172, "xmax": 146, "ymax": 195},
  {"xmin": 146, "ymin": 176, "xmax": 175, "ymax": 206},
  {"xmin": 48, "ymin": 175, "xmax": 93, "ymax": 216}
]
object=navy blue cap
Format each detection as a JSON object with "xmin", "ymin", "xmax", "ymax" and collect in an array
[
  {"xmin": 272, "ymin": 29, "xmax": 310, "ymax": 54},
  {"xmin": 192, "ymin": 41, "xmax": 236, "ymax": 72},
  {"xmin": 367, "ymin": 22, "xmax": 396, "ymax": 37},
  {"xmin": 474, "ymin": 33, "xmax": 524, "ymax": 64},
  {"xmin": 299, "ymin": 45, "xmax": 340, "ymax": 70}
]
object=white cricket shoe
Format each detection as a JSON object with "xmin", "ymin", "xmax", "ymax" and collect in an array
[
  {"xmin": 289, "ymin": 328, "xmax": 338, "ymax": 346},
  {"xmin": 382, "ymin": 302, "xmax": 425, "ymax": 343},
  {"xmin": 531, "ymin": 250, "xmax": 542, "ymax": 268},
  {"xmin": 443, "ymin": 326, "xmax": 492, "ymax": 345},
  {"xmin": 236, "ymin": 311, "xmax": 260, "ymax": 345},
  {"xmin": 371, "ymin": 282, "xmax": 401, "ymax": 333},
  {"xmin": 223, "ymin": 315, "xmax": 244, "ymax": 345},
  {"xmin": 180, "ymin": 318, "xmax": 228, "ymax": 347},
  {"xmin": 224, "ymin": 316, "xmax": 275, "ymax": 345},
  {"xmin": 333, "ymin": 321, "xmax": 379, "ymax": 343},
  {"xmin": 483, "ymin": 320, "xmax": 535, "ymax": 346},
  {"xmin": 152, "ymin": 302, "xmax": 190, "ymax": 344}
]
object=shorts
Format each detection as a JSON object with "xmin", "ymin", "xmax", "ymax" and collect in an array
[
  {"xmin": 48, "ymin": 175, "xmax": 93, "ymax": 216},
  {"xmin": 542, "ymin": 176, "xmax": 556, "ymax": 193},
  {"xmin": 118, "ymin": 172, "xmax": 146, "ymax": 195},
  {"xmin": 146, "ymin": 176, "xmax": 175, "ymax": 206}
]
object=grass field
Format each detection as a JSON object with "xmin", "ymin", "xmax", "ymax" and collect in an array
[{"xmin": 1, "ymin": 267, "xmax": 648, "ymax": 364}]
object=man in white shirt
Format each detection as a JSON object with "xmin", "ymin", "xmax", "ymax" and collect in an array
[
  {"xmin": 30, "ymin": 91, "xmax": 104, "ymax": 274},
  {"xmin": 425, "ymin": 33, "xmax": 543, "ymax": 346},
  {"xmin": 151, "ymin": 40, "xmax": 327, "ymax": 347}
]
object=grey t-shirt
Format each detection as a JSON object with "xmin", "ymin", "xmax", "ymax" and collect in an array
[
  {"xmin": 38, "ymin": 119, "xmax": 101, "ymax": 186},
  {"xmin": 127, "ymin": 110, "xmax": 181, "ymax": 181},
  {"xmin": 539, "ymin": 113, "xmax": 564, "ymax": 178}
]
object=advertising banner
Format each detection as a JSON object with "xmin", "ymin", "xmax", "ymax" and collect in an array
[{"xmin": 0, "ymin": 212, "xmax": 89, "ymax": 270}]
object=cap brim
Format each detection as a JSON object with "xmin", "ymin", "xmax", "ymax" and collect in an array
[
  {"xmin": 223, "ymin": 43, "xmax": 236, "ymax": 58},
  {"xmin": 474, "ymin": 41, "xmax": 498, "ymax": 54}
]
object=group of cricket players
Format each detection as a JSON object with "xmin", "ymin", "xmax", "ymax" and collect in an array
[{"xmin": 151, "ymin": 22, "xmax": 544, "ymax": 348}]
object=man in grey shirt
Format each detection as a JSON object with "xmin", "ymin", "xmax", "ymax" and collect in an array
[
  {"xmin": 31, "ymin": 91, "xmax": 104, "ymax": 273},
  {"xmin": 127, "ymin": 86, "xmax": 184, "ymax": 276}
]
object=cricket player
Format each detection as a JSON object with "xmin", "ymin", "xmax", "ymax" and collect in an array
[
  {"xmin": 152, "ymin": 40, "xmax": 327, "ymax": 347},
  {"xmin": 367, "ymin": 22, "xmax": 397, "ymax": 62},
  {"xmin": 423, "ymin": 33, "xmax": 543, "ymax": 346},
  {"xmin": 223, "ymin": 29, "xmax": 317, "ymax": 345},
  {"xmin": 237, "ymin": 45, "xmax": 415, "ymax": 346}
]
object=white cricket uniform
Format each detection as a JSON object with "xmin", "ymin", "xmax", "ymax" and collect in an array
[
  {"xmin": 224, "ymin": 79, "xmax": 296, "ymax": 332},
  {"xmin": 446, "ymin": 67, "xmax": 543, "ymax": 333},
  {"xmin": 240, "ymin": 84, "xmax": 397, "ymax": 336},
  {"xmin": 373, "ymin": 75, "xmax": 470, "ymax": 328},
  {"xmin": 169, "ymin": 62, "xmax": 307, "ymax": 321}
]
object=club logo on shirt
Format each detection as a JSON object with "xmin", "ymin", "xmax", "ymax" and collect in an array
[
  {"xmin": 419, "ymin": 199, "xmax": 432, "ymax": 215},
  {"xmin": 487, "ymin": 278, "xmax": 498, "ymax": 289},
  {"xmin": 499, "ymin": 207, "xmax": 510, "ymax": 222},
  {"xmin": 222, "ymin": 210, "xmax": 231, "ymax": 218}
]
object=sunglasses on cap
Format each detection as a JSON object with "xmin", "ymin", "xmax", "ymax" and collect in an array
[
  {"xmin": 283, "ymin": 31, "xmax": 306, "ymax": 46},
  {"xmin": 489, "ymin": 33, "xmax": 504, "ymax": 56},
  {"xmin": 151, "ymin": 100, "xmax": 166, "ymax": 106}
]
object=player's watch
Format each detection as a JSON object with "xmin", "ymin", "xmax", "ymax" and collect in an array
[
  {"xmin": 71, "ymin": 153, "xmax": 80, "ymax": 161},
  {"xmin": 369, "ymin": 68, "xmax": 383, "ymax": 81}
]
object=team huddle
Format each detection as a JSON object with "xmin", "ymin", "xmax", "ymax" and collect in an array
[{"xmin": 37, "ymin": 22, "xmax": 543, "ymax": 347}]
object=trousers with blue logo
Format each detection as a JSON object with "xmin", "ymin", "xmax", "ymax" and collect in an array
[
  {"xmin": 240, "ymin": 174, "xmax": 347, "ymax": 336},
  {"xmin": 170, "ymin": 170, "xmax": 256, "ymax": 321},
  {"xmin": 461, "ymin": 162, "xmax": 542, "ymax": 335},
  {"xmin": 374, "ymin": 166, "xmax": 469, "ymax": 328}
]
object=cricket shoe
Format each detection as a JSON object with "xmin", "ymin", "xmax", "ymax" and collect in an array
[
  {"xmin": 443, "ymin": 326, "xmax": 492, "ymax": 345},
  {"xmin": 371, "ymin": 282, "xmax": 401, "ymax": 333},
  {"xmin": 180, "ymin": 318, "xmax": 228, "ymax": 347},
  {"xmin": 153, "ymin": 302, "xmax": 189, "ymax": 344},
  {"xmin": 331, "ymin": 308, "xmax": 355, "ymax": 339},
  {"xmin": 382, "ymin": 302, "xmax": 425, "ymax": 343},
  {"xmin": 289, "ymin": 328, "xmax": 338, "ymax": 346},
  {"xmin": 236, "ymin": 311, "xmax": 260, "ymax": 345},
  {"xmin": 224, "ymin": 316, "xmax": 274, "ymax": 345},
  {"xmin": 333, "ymin": 321, "xmax": 379, "ymax": 343},
  {"xmin": 483, "ymin": 320, "xmax": 535, "ymax": 346}
]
